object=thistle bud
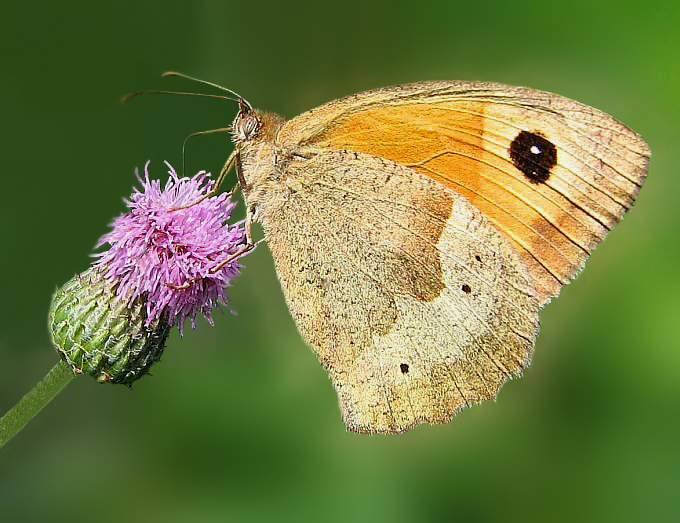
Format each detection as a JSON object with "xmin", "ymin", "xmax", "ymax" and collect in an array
[{"xmin": 49, "ymin": 267, "xmax": 171, "ymax": 385}]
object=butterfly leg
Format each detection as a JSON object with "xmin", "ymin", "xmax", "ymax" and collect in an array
[
  {"xmin": 166, "ymin": 202, "xmax": 258, "ymax": 290},
  {"xmin": 206, "ymin": 203, "xmax": 259, "ymax": 275},
  {"xmin": 170, "ymin": 149, "xmax": 238, "ymax": 211},
  {"xmin": 181, "ymin": 127, "xmax": 232, "ymax": 176}
]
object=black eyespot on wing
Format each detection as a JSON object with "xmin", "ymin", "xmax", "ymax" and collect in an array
[
  {"xmin": 462, "ymin": 284, "xmax": 471, "ymax": 294},
  {"xmin": 400, "ymin": 363, "xmax": 409, "ymax": 374},
  {"xmin": 509, "ymin": 131, "xmax": 557, "ymax": 183}
]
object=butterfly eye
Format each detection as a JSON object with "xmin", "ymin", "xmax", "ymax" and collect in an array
[
  {"xmin": 231, "ymin": 112, "xmax": 260, "ymax": 143},
  {"xmin": 243, "ymin": 115, "xmax": 259, "ymax": 137}
]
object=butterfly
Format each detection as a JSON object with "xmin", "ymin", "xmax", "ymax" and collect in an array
[{"xmin": 150, "ymin": 74, "xmax": 649, "ymax": 433}]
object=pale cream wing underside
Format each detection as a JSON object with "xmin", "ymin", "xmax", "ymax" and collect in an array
[
  {"xmin": 277, "ymin": 81, "xmax": 649, "ymax": 305},
  {"xmin": 260, "ymin": 149, "xmax": 540, "ymax": 433}
]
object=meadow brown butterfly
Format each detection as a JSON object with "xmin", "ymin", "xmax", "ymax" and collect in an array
[{"xmin": 156, "ymin": 75, "xmax": 649, "ymax": 433}]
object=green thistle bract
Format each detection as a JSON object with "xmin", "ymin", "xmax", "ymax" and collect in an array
[{"xmin": 49, "ymin": 267, "xmax": 171, "ymax": 385}]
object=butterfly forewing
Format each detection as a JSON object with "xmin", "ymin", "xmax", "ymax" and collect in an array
[{"xmin": 278, "ymin": 82, "xmax": 649, "ymax": 304}]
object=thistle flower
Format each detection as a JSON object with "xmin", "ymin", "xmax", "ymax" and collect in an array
[
  {"xmin": 94, "ymin": 161, "xmax": 246, "ymax": 331},
  {"xmin": 49, "ymin": 162, "xmax": 248, "ymax": 385}
]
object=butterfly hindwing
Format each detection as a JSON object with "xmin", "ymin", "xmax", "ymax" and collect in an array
[{"xmin": 256, "ymin": 147, "xmax": 539, "ymax": 433}]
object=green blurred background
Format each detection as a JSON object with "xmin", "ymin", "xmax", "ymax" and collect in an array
[{"xmin": 1, "ymin": 1, "xmax": 678, "ymax": 521}]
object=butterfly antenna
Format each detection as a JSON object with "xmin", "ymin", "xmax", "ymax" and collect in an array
[
  {"xmin": 162, "ymin": 71, "xmax": 253, "ymax": 112},
  {"xmin": 121, "ymin": 90, "xmax": 239, "ymax": 103}
]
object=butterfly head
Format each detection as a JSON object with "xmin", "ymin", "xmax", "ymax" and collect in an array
[{"xmin": 231, "ymin": 98, "xmax": 261, "ymax": 144}]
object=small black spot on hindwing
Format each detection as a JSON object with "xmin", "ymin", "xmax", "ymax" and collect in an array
[
  {"xmin": 400, "ymin": 363, "xmax": 409, "ymax": 374},
  {"xmin": 462, "ymin": 284, "xmax": 471, "ymax": 294},
  {"xmin": 509, "ymin": 131, "xmax": 557, "ymax": 183}
]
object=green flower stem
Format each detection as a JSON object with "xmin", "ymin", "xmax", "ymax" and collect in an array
[{"xmin": 0, "ymin": 359, "xmax": 75, "ymax": 449}]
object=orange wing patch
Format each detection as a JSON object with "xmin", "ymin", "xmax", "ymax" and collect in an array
[{"xmin": 308, "ymin": 101, "xmax": 640, "ymax": 304}]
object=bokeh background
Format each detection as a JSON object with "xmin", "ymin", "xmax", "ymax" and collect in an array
[{"xmin": 1, "ymin": 1, "xmax": 678, "ymax": 521}]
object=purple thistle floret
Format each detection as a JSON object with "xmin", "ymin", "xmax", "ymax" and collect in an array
[{"xmin": 94, "ymin": 161, "xmax": 247, "ymax": 333}]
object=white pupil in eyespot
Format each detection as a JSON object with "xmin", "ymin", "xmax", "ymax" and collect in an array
[{"xmin": 530, "ymin": 145, "xmax": 542, "ymax": 155}]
